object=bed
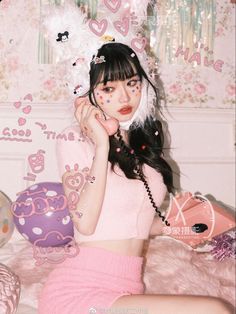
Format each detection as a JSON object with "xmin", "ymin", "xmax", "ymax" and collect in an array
[{"xmin": 1, "ymin": 228, "xmax": 235, "ymax": 314}]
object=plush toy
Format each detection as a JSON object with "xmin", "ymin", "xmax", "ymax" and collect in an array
[
  {"xmin": 11, "ymin": 182, "xmax": 74, "ymax": 247},
  {"xmin": 0, "ymin": 263, "xmax": 21, "ymax": 314},
  {"xmin": 0, "ymin": 191, "xmax": 14, "ymax": 248}
]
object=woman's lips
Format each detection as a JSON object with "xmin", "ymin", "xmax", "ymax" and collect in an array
[{"xmin": 118, "ymin": 106, "xmax": 133, "ymax": 115}]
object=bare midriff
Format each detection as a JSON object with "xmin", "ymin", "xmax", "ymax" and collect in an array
[{"xmin": 78, "ymin": 238, "xmax": 146, "ymax": 257}]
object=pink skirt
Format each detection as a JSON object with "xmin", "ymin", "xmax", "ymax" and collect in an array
[{"xmin": 37, "ymin": 246, "xmax": 145, "ymax": 314}]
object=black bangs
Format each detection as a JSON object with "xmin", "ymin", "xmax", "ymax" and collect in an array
[
  {"xmin": 89, "ymin": 43, "xmax": 142, "ymax": 88},
  {"xmin": 86, "ymin": 42, "xmax": 175, "ymax": 195},
  {"xmin": 98, "ymin": 51, "xmax": 137, "ymax": 85}
]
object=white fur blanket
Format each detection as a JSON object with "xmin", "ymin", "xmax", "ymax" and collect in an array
[
  {"xmin": 143, "ymin": 236, "xmax": 235, "ymax": 307},
  {"xmin": 1, "ymin": 235, "xmax": 235, "ymax": 313}
]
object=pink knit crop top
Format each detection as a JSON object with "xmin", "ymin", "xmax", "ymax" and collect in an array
[{"xmin": 56, "ymin": 124, "xmax": 167, "ymax": 242}]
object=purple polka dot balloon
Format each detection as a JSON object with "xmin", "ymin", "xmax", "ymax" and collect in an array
[{"xmin": 11, "ymin": 182, "xmax": 74, "ymax": 247}]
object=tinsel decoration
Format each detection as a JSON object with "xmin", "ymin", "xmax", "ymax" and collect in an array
[
  {"xmin": 154, "ymin": 0, "xmax": 216, "ymax": 64},
  {"xmin": 74, "ymin": 0, "xmax": 97, "ymax": 18},
  {"xmin": 208, "ymin": 230, "xmax": 236, "ymax": 261}
]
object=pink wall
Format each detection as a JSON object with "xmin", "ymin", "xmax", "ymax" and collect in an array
[{"xmin": 0, "ymin": 0, "xmax": 235, "ymax": 108}]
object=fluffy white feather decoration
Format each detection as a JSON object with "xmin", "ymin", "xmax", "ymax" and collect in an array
[{"xmin": 41, "ymin": 0, "xmax": 157, "ymax": 129}]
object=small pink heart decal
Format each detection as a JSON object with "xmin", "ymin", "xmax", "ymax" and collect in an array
[
  {"xmin": 13, "ymin": 101, "xmax": 21, "ymax": 109},
  {"xmin": 88, "ymin": 19, "xmax": 108, "ymax": 37},
  {"xmin": 23, "ymin": 93, "xmax": 33, "ymax": 101},
  {"xmin": 104, "ymin": 0, "xmax": 121, "ymax": 13},
  {"xmin": 113, "ymin": 17, "xmax": 129, "ymax": 37},
  {"xmin": 18, "ymin": 118, "xmax": 26, "ymax": 126},
  {"xmin": 22, "ymin": 105, "xmax": 32, "ymax": 114},
  {"xmin": 131, "ymin": 37, "xmax": 147, "ymax": 53}
]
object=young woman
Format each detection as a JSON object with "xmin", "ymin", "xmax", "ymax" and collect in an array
[{"xmin": 38, "ymin": 42, "xmax": 234, "ymax": 314}]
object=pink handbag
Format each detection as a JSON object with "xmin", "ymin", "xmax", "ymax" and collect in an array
[{"xmin": 163, "ymin": 191, "xmax": 235, "ymax": 248}]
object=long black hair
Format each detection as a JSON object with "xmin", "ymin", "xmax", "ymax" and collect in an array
[{"xmin": 85, "ymin": 42, "xmax": 176, "ymax": 226}]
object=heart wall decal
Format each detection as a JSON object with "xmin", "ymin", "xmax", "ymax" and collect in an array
[
  {"xmin": 22, "ymin": 105, "xmax": 32, "ymax": 114},
  {"xmin": 88, "ymin": 19, "xmax": 108, "ymax": 37},
  {"xmin": 104, "ymin": 0, "xmax": 121, "ymax": 13},
  {"xmin": 113, "ymin": 17, "xmax": 129, "ymax": 37},
  {"xmin": 23, "ymin": 93, "xmax": 33, "ymax": 102},
  {"xmin": 13, "ymin": 101, "xmax": 21, "ymax": 109},
  {"xmin": 131, "ymin": 37, "xmax": 147, "ymax": 53},
  {"xmin": 18, "ymin": 118, "xmax": 26, "ymax": 126}
]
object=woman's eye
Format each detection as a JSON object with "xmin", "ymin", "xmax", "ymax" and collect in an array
[
  {"xmin": 128, "ymin": 80, "xmax": 139, "ymax": 87},
  {"xmin": 102, "ymin": 87, "xmax": 114, "ymax": 93}
]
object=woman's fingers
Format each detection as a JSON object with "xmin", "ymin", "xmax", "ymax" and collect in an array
[
  {"xmin": 74, "ymin": 103, "xmax": 82, "ymax": 122},
  {"xmin": 75, "ymin": 98, "xmax": 108, "ymax": 145},
  {"xmin": 74, "ymin": 96, "xmax": 90, "ymax": 122},
  {"xmin": 80, "ymin": 105, "xmax": 89, "ymax": 135},
  {"xmin": 79, "ymin": 103, "xmax": 97, "ymax": 136},
  {"xmin": 87, "ymin": 105, "xmax": 103, "ymax": 121},
  {"xmin": 75, "ymin": 100, "xmax": 88, "ymax": 124},
  {"xmin": 85, "ymin": 103, "xmax": 96, "ymax": 119},
  {"xmin": 93, "ymin": 109, "xmax": 104, "ymax": 122},
  {"xmin": 74, "ymin": 96, "xmax": 89, "ymax": 109}
]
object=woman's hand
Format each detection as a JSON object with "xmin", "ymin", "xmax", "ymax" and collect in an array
[{"xmin": 74, "ymin": 96, "xmax": 109, "ymax": 149}]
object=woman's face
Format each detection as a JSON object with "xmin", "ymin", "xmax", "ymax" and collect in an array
[{"xmin": 93, "ymin": 74, "xmax": 142, "ymax": 122}]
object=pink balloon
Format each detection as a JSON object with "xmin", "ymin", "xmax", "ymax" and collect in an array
[
  {"xmin": 12, "ymin": 182, "xmax": 74, "ymax": 247},
  {"xmin": 0, "ymin": 263, "xmax": 21, "ymax": 313}
]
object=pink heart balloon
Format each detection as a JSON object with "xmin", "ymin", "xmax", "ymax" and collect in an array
[{"xmin": 97, "ymin": 117, "xmax": 119, "ymax": 136}]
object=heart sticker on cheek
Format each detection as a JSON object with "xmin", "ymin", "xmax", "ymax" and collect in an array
[{"xmin": 65, "ymin": 173, "xmax": 85, "ymax": 190}]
